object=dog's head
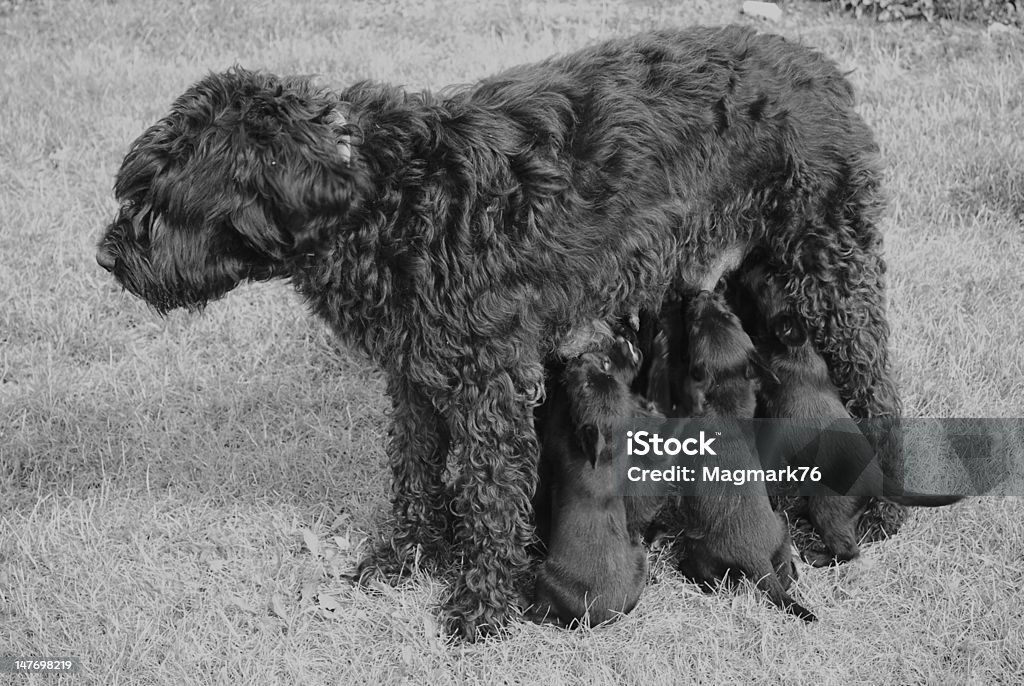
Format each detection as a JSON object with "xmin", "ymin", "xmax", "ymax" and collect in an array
[{"xmin": 97, "ymin": 67, "xmax": 365, "ymax": 313}]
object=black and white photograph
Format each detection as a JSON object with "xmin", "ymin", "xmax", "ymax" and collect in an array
[{"xmin": 1, "ymin": 0, "xmax": 1022, "ymax": 682}]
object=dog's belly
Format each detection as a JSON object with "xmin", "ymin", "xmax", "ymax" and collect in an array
[{"xmin": 688, "ymin": 241, "xmax": 753, "ymax": 292}]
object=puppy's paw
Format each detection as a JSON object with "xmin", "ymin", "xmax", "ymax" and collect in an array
[{"xmin": 801, "ymin": 546, "xmax": 858, "ymax": 568}]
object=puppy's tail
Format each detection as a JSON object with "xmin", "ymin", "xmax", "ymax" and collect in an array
[
  {"xmin": 883, "ymin": 493, "xmax": 965, "ymax": 507},
  {"xmin": 755, "ymin": 573, "xmax": 817, "ymax": 623},
  {"xmin": 879, "ymin": 468, "xmax": 966, "ymax": 506}
]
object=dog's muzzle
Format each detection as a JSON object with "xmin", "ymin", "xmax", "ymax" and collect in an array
[{"xmin": 96, "ymin": 244, "xmax": 117, "ymax": 272}]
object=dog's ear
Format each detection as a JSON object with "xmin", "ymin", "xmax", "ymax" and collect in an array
[
  {"xmin": 225, "ymin": 77, "xmax": 364, "ymax": 256},
  {"xmin": 228, "ymin": 199, "xmax": 281, "ymax": 257},
  {"xmin": 578, "ymin": 424, "xmax": 605, "ymax": 467},
  {"xmin": 770, "ymin": 314, "xmax": 808, "ymax": 347}
]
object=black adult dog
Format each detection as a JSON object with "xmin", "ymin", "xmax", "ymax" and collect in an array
[{"xmin": 97, "ymin": 26, "xmax": 896, "ymax": 637}]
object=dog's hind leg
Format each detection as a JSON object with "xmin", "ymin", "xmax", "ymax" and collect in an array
[
  {"xmin": 443, "ymin": 363, "xmax": 544, "ymax": 639},
  {"xmin": 357, "ymin": 376, "xmax": 451, "ymax": 583}
]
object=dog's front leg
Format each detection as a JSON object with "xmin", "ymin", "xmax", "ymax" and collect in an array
[
  {"xmin": 443, "ymin": 365, "xmax": 543, "ymax": 640},
  {"xmin": 357, "ymin": 375, "xmax": 450, "ymax": 583}
]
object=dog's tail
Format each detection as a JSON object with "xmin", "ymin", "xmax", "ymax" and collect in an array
[{"xmin": 754, "ymin": 571, "xmax": 817, "ymax": 623}]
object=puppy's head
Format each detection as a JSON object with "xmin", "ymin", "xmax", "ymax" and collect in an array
[
  {"xmin": 739, "ymin": 262, "xmax": 785, "ymax": 317},
  {"xmin": 564, "ymin": 337, "xmax": 641, "ymax": 465},
  {"xmin": 97, "ymin": 67, "xmax": 365, "ymax": 313},
  {"xmin": 685, "ymin": 290, "xmax": 755, "ymax": 379},
  {"xmin": 740, "ymin": 262, "xmax": 805, "ymax": 339},
  {"xmin": 683, "ymin": 290, "xmax": 760, "ymax": 416}
]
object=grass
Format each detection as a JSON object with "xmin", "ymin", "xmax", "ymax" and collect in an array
[{"xmin": 2, "ymin": 0, "xmax": 1023, "ymax": 683}]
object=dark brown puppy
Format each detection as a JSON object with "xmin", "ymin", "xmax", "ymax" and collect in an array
[
  {"xmin": 533, "ymin": 337, "xmax": 661, "ymax": 627},
  {"xmin": 674, "ymin": 290, "xmax": 816, "ymax": 621},
  {"xmin": 745, "ymin": 265, "xmax": 962, "ymax": 566}
]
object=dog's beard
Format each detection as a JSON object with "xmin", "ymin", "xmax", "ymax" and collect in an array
[{"xmin": 99, "ymin": 218, "xmax": 263, "ymax": 315}]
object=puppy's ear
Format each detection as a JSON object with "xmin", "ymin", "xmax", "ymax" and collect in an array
[
  {"xmin": 746, "ymin": 351, "xmax": 779, "ymax": 385},
  {"xmin": 770, "ymin": 314, "xmax": 808, "ymax": 347},
  {"xmin": 611, "ymin": 336, "xmax": 641, "ymax": 371},
  {"xmin": 578, "ymin": 424, "xmax": 605, "ymax": 467},
  {"xmin": 689, "ymin": 363, "xmax": 708, "ymax": 384}
]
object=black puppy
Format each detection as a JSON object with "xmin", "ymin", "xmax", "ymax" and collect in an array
[
  {"xmin": 674, "ymin": 290, "xmax": 816, "ymax": 621},
  {"xmin": 533, "ymin": 337, "xmax": 661, "ymax": 627},
  {"xmin": 746, "ymin": 265, "xmax": 962, "ymax": 565},
  {"xmin": 680, "ymin": 290, "xmax": 764, "ymax": 419}
]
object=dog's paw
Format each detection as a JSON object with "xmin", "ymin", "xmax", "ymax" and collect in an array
[
  {"xmin": 801, "ymin": 548, "xmax": 852, "ymax": 568},
  {"xmin": 441, "ymin": 579, "xmax": 520, "ymax": 641},
  {"xmin": 441, "ymin": 604, "xmax": 509, "ymax": 642},
  {"xmin": 353, "ymin": 540, "xmax": 417, "ymax": 586}
]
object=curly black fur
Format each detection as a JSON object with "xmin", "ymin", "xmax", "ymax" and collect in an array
[{"xmin": 97, "ymin": 26, "xmax": 898, "ymax": 638}]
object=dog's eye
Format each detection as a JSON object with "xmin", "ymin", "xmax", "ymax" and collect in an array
[
  {"xmin": 600, "ymin": 356, "xmax": 611, "ymax": 372},
  {"xmin": 690, "ymin": 365, "xmax": 707, "ymax": 382}
]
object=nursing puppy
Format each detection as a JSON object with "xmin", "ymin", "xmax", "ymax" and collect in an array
[
  {"xmin": 533, "ymin": 337, "xmax": 662, "ymax": 627},
  {"xmin": 680, "ymin": 290, "xmax": 762, "ymax": 419},
  {"xmin": 674, "ymin": 290, "xmax": 816, "ymax": 621},
  {"xmin": 746, "ymin": 266, "xmax": 963, "ymax": 565}
]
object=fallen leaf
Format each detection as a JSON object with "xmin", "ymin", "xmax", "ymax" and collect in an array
[
  {"xmin": 423, "ymin": 615, "xmax": 441, "ymax": 645},
  {"xmin": 270, "ymin": 592, "xmax": 290, "ymax": 620},
  {"xmin": 301, "ymin": 528, "xmax": 321, "ymax": 558},
  {"xmin": 198, "ymin": 546, "xmax": 227, "ymax": 572},
  {"xmin": 229, "ymin": 595, "xmax": 259, "ymax": 614},
  {"xmin": 367, "ymin": 579, "xmax": 392, "ymax": 595},
  {"xmin": 317, "ymin": 592, "xmax": 344, "ymax": 618},
  {"xmin": 299, "ymin": 580, "xmax": 318, "ymax": 604},
  {"xmin": 330, "ymin": 511, "xmax": 351, "ymax": 530}
]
